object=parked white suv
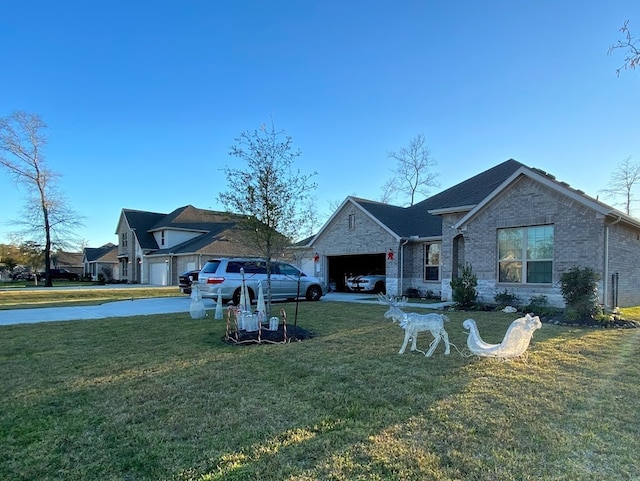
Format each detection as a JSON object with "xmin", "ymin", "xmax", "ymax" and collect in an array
[{"xmin": 196, "ymin": 258, "xmax": 326, "ymax": 304}]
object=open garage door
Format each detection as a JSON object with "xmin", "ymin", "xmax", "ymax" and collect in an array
[{"xmin": 327, "ymin": 253, "xmax": 385, "ymax": 292}]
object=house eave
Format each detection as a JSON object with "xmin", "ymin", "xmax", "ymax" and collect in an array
[{"xmin": 428, "ymin": 205, "xmax": 476, "ymax": 216}]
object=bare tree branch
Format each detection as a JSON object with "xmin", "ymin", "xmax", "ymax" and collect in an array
[
  {"xmin": 609, "ymin": 20, "xmax": 640, "ymax": 76},
  {"xmin": 383, "ymin": 134, "xmax": 439, "ymax": 206},
  {"xmin": 599, "ymin": 156, "xmax": 640, "ymax": 215}
]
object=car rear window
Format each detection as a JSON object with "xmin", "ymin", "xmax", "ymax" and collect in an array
[{"xmin": 201, "ymin": 260, "xmax": 221, "ymax": 274}]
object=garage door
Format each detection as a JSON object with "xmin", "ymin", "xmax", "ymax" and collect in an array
[
  {"xmin": 149, "ymin": 262, "xmax": 168, "ymax": 286},
  {"xmin": 328, "ymin": 254, "xmax": 385, "ymax": 292}
]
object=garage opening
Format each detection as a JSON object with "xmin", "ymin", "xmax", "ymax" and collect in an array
[{"xmin": 328, "ymin": 253, "xmax": 385, "ymax": 292}]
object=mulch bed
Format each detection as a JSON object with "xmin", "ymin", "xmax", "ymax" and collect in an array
[
  {"xmin": 222, "ymin": 324, "xmax": 315, "ymax": 345},
  {"xmin": 543, "ymin": 316, "xmax": 639, "ymax": 329}
]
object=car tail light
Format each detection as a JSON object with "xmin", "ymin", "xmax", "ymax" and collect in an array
[{"xmin": 206, "ymin": 277, "xmax": 225, "ymax": 284}]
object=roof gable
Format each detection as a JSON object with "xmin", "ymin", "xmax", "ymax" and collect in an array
[
  {"xmin": 121, "ymin": 209, "xmax": 166, "ymax": 250},
  {"xmin": 454, "ymin": 166, "xmax": 640, "ymax": 230},
  {"xmin": 84, "ymin": 244, "xmax": 118, "ymax": 263}
]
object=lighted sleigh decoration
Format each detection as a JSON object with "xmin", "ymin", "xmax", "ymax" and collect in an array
[{"xmin": 463, "ymin": 313, "xmax": 542, "ymax": 359}]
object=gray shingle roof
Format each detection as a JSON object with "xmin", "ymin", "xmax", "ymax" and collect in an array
[
  {"xmin": 122, "ymin": 209, "xmax": 166, "ymax": 250},
  {"xmin": 355, "ymin": 159, "xmax": 524, "ymax": 238},
  {"xmin": 84, "ymin": 244, "xmax": 118, "ymax": 262}
]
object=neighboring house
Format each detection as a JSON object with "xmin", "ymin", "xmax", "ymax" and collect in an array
[
  {"xmin": 115, "ymin": 205, "xmax": 265, "ymax": 286},
  {"xmin": 51, "ymin": 250, "xmax": 84, "ymax": 276},
  {"xmin": 298, "ymin": 159, "xmax": 640, "ymax": 308},
  {"xmin": 83, "ymin": 243, "xmax": 119, "ymax": 281}
]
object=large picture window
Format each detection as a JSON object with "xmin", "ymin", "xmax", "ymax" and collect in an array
[
  {"xmin": 498, "ymin": 225, "xmax": 553, "ymax": 283},
  {"xmin": 424, "ymin": 243, "xmax": 441, "ymax": 281}
]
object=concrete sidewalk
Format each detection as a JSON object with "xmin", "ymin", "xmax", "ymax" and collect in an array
[
  {"xmin": 0, "ymin": 292, "xmax": 452, "ymax": 326},
  {"xmin": 0, "ymin": 296, "xmax": 205, "ymax": 326}
]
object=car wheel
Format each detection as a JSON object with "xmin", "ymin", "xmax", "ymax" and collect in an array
[
  {"xmin": 306, "ymin": 285, "xmax": 322, "ymax": 301},
  {"xmin": 232, "ymin": 287, "xmax": 254, "ymax": 306},
  {"xmin": 374, "ymin": 281, "xmax": 386, "ymax": 294}
]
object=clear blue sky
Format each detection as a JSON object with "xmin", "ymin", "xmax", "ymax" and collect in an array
[{"xmin": 1, "ymin": 0, "xmax": 638, "ymax": 248}]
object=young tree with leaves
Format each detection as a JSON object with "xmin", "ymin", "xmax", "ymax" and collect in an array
[
  {"xmin": 382, "ymin": 133, "xmax": 439, "ymax": 206},
  {"xmin": 599, "ymin": 156, "xmax": 640, "ymax": 215},
  {"xmin": 0, "ymin": 111, "xmax": 82, "ymax": 287},
  {"xmin": 219, "ymin": 122, "xmax": 317, "ymax": 314}
]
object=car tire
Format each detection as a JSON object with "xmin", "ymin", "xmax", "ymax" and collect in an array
[
  {"xmin": 305, "ymin": 285, "xmax": 322, "ymax": 301},
  {"xmin": 374, "ymin": 282, "xmax": 386, "ymax": 294},
  {"xmin": 232, "ymin": 287, "xmax": 254, "ymax": 306}
]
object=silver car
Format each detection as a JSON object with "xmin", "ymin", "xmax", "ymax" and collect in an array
[{"xmin": 196, "ymin": 258, "xmax": 326, "ymax": 304}]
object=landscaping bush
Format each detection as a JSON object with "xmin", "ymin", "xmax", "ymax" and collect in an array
[
  {"xmin": 524, "ymin": 294, "xmax": 558, "ymax": 318},
  {"xmin": 494, "ymin": 289, "xmax": 520, "ymax": 310},
  {"xmin": 559, "ymin": 266, "xmax": 601, "ymax": 321},
  {"xmin": 450, "ymin": 264, "xmax": 477, "ymax": 309}
]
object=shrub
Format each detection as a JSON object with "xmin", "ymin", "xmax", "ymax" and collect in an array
[
  {"xmin": 450, "ymin": 264, "xmax": 477, "ymax": 309},
  {"xmin": 524, "ymin": 294, "xmax": 558, "ymax": 318},
  {"xmin": 559, "ymin": 266, "xmax": 601, "ymax": 321},
  {"xmin": 404, "ymin": 287, "xmax": 421, "ymax": 298},
  {"xmin": 494, "ymin": 289, "xmax": 520, "ymax": 309}
]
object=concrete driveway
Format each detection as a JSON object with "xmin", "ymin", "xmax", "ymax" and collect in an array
[{"xmin": 0, "ymin": 292, "xmax": 451, "ymax": 326}]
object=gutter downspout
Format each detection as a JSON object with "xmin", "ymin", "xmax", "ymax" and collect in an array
[
  {"xmin": 603, "ymin": 216, "xmax": 622, "ymax": 308},
  {"xmin": 400, "ymin": 239, "xmax": 409, "ymax": 296}
]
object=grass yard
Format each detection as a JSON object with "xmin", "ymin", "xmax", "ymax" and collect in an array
[{"xmin": 1, "ymin": 301, "xmax": 639, "ymax": 480}]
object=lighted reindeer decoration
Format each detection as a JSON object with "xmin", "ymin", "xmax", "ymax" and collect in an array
[{"xmin": 378, "ymin": 294, "xmax": 451, "ymax": 356}]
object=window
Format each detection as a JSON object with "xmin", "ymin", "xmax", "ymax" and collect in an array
[
  {"xmin": 161, "ymin": 230, "xmax": 165, "ymax": 246},
  {"xmin": 348, "ymin": 214, "xmax": 356, "ymax": 230},
  {"xmin": 121, "ymin": 232, "xmax": 128, "ymax": 247},
  {"xmin": 498, "ymin": 225, "xmax": 553, "ymax": 283},
  {"xmin": 277, "ymin": 263, "xmax": 302, "ymax": 277},
  {"xmin": 121, "ymin": 258, "xmax": 129, "ymax": 277},
  {"xmin": 424, "ymin": 243, "xmax": 441, "ymax": 281}
]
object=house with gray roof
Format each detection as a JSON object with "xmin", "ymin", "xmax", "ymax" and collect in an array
[
  {"xmin": 82, "ymin": 243, "xmax": 118, "ymax": 281},
  {"xmin": 115, "ymin": 205, "xmax": 264, "ymax": 286},
  {"xmin": 298, "ymin": 159, "xmax": 640, "ymax": 308}
]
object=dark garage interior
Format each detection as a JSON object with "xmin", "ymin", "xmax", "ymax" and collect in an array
[{"xmin": 327, "ymin": 253, "xmax": 385, "ymax": 292}]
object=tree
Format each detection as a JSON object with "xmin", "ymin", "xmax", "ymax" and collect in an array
[
  {"xmin": 382, "ymin": 134, "xmax": 439, "ymax": 206},
  {"xmin": 219, "ymin": 122, "xmax": 317, "ymax": 315},
  {"xmin": 0, "ymin": 111, "xmax": 82, "ymax": 287},
  {"xmin": 599, "ymin": 156, "xmax": 640, "ymax": 215},
  {"xmin": 609, "ymin": 20, "xmax": 640, "ymax": 76}
]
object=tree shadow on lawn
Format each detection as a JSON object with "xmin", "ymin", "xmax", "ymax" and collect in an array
[{"xmin": 184, "ymin": 306, "xmax": 622, "ymax": 480}]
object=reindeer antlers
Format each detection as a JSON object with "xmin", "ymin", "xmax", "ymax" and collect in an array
[{"xmin": 377, "ymin": 293, "xmax": 408, "ymax": 307}]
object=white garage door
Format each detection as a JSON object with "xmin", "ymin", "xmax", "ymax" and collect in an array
[{"xmin": 149, "ymin": 262, "xmax": 168, "ymax": 286}]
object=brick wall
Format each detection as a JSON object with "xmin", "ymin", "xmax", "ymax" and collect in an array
[
  {"xmin": 312, "ymin": 202, "xmax": 399, "ymax": 292},
  {"xmin": 439, "ymin": 176, "xmax": 638, "ymax": 308}
]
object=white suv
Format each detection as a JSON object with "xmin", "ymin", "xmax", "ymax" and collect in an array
[{"xmin": 196, "ymin": 258, "xmax": 326, "ymax": 304}]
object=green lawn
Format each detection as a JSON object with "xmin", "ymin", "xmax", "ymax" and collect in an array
[{"xmin": 1, "ymin": 302, "xmax": 638, "ymax": 480}]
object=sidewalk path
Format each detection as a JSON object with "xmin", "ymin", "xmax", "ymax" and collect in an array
[
  {"xmin": 0, "ymin": 297, "xmax": 202, "ymax": 326},
  {"xmin": 0, "ymin": 292, "xmax": 452, "ymax": 326}
]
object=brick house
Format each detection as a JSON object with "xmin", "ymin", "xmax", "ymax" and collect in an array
[
  {"xmin": 298, "ymin": 159, "xmax": 640, "ymax": 308},
  {"xmin": 115, "ymin": 205, "xmax": 264, "ymax": 286}
]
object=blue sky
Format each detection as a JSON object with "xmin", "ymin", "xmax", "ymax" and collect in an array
[{"xmin": 1, "ymin": 0, "xmax": 638, "ymax": 247}]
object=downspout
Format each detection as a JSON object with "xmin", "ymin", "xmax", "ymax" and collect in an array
[
  {"xmin": 603, "ymin": 215, "xmax": 622, "ymax": 308},
  {"xmin": 400, "ymin": 239, "xmax": 409, "ymax": 296}
]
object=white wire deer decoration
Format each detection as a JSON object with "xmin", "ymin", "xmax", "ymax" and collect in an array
[{"xmin": 378, "ymin": 294, "xmax": 451, "ymax": 357}]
